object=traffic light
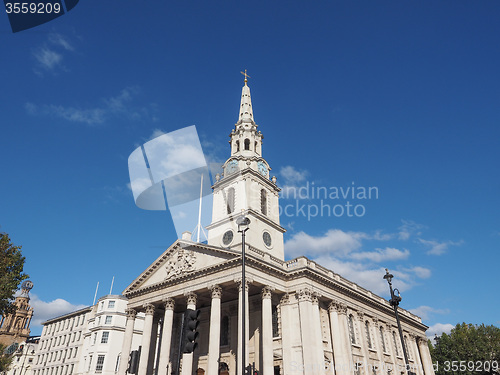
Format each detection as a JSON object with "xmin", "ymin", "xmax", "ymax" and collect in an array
[
  {"xmin": 244, "ymin": 363, "xmax": 259, "ymax": 375},
  {"xmin": 127, "ymin": 348, "xmax": 140, "ymax": 374},
  {"xmin": 182, "ymin": 308, "xmax": 200, "ymax": 353}
]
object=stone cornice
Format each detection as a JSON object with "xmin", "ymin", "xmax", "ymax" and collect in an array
[{"xmin": 123, "ymin": 241, "xmax": 427, "ymax": 332}]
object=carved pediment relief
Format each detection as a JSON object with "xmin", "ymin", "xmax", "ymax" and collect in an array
[
  {"xmin": 124, "ymin": 240, "xmax": 240, "ymax": 294},
  {"xmin": 165, "ymin": 249, "xmax": 197, "ymax": 280}
]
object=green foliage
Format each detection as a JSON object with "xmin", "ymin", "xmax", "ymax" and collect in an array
[
  {"xmin": 0, "ymin": 232, "xmax": 28, "ymax": 316},
  {"xmin": 0, "ymin": 343, "xmax": 14, "ymax": 373},
  {"xmin": 429, "ymin": 323, "xmax": 500, "ymax": 375}
]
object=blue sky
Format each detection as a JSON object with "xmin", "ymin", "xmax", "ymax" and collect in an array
[{"xmin": 1, "ymin": 1, "xmax": 499, "ymax": 337}]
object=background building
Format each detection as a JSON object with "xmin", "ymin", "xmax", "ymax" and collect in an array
[
  {"xmin": 31, "ymin": 295, "xmax": 143, "ymax": 375},
  {"xmin": 6, "ymin": 336, "xmax": 40, "ymax": 375}
]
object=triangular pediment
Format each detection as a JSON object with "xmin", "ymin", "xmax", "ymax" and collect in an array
[{"xmin": 123, "ymin": 240, "xmax": 240, "ymax": 294}]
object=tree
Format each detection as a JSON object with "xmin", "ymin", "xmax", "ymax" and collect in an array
[
  {"xmin": 429, "ymin": 322, "xmax": 500, "ymax": 375},
  {"xmin": 0, "ymin": 232, "xmax": 28, "ymax": 316},
  {"xmin": 0, "ymin": 343, "xmax": 14, "ymax": 374}
]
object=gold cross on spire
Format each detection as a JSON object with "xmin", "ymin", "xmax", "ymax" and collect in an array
[{"xmin": 240, "ymin": 69, "xmax": 250, "ymax": 84}]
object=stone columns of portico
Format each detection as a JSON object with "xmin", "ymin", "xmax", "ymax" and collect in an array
[
  {"xmin": 261, "ymin": 286, "xmax": 274, "ymax": 375},
  {"xmin": 207, "ymin": 285, "xmax": 222, "ymax": 375},
  {"xmin": 138, "ymin": 304, "xmax": 156, "ymax": 375},
  {"xmin": 417, "ymin": 336, "xmax": 435, "ymax": 375},
  {"xmin": 328, "ymin": 301, "xmax": 348, "ymax": 375},
  {"xmin": 157, "ymin": 298, "xmax": 175, "ymax": 375},
  {"xmin": 409, "ymin": 334, "xmax": 424, "ymax": 375},
  {"xmin": 339, "ymin": 304, "xmax": 354, "ymax": 375},
  {"xmin": 237, "ymin": 280, "xmax": 249, "ymax": 375},
  {"xmin": 119, "ymin": 308, "xmax": 137, "ymax": 375},
  {"xmin": 297, "ymin": 288, "xmax": 318, "ymax": 375},
  {"xmin": 181, "ymin": 292, "xmax": 197, "ymax": 375},
  {"xmin": 279, "ymin": 294, "xmax": 294, "ymax": 375},
  {"xmin": 148, "ymin": 316, "xmax": 160, "ymax": 375},
  {"xmin": 312, "ymin": 293, "xmax": 325, "ymax": 374}
]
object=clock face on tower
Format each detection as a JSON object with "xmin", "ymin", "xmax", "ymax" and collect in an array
[
  {"xmin": 263, "ymin": 231, "xmax": 272, "ymax": 247},
  {"xmin": 226, "ymin": 160, "xmax": 239, "ymax": 175},
  {"xmin": 257, "ymin": 161, "xmax": 268, "ymax": 176},
  {"xmin": 222, "ymin": 230, "xmax": 234, "ymax": 246}
]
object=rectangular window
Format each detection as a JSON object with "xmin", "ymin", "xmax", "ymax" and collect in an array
[
  {"xmin": 105, "ymin": 316, "xmax": 112, "ymax": 325},
  {"xmin": 88, "ymin": 356, "xmax": 93, "ymax": 372},
  {"xmin": 101, "ymin": 331, "xmax": 109, "ymax": 344},
  {"xmin": 96, "ymin": 355, "xmax": 105, "ymax": 372},
  {"xmin": 108, "ymin": 301, "xmax": 115, "ymax": 308},
  {"xmin": 73, "ymin": 348, "xmax": 78, "ymax": 358},
  {"xmin": 93, "ymin": 333, "xmax": 97, "ymax": 345},
  {"xmin": 70, "ymin": 365, "xmax": 73, "ymax": 375}
]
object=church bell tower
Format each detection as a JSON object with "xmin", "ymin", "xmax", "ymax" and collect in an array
[{"xmin": 207, "ymin": 73, "xmax": 286, "ymax": 260}]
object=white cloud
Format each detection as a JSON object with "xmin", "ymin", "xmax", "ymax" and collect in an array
[
  {"xmin": 29, "ymin": 294, "xmax": 87, "ymax": 330},
  {"xmin": 32, "ymin": 33, "xmax": 76, "ymax": 75},
  {"xmin": 33, "ymin": 48, "xmax": 63, "ymax": 70},
  {"xmin": 25, "ymin": 87, "xmax": 152, "ymax": 126},
  {"xmin": 419, "ymin": 238, "xmax": 463, "ymax": 255},
  {"xmin": 407, "ymin": 266, "xmax": 432, "ymax": 279},
  {"xmin": 48, "ymin": 33, "xmax": 74, "ymax": 51},
  {"xmin": 280, "ymin": 165, "xmax": 308, "ymax": 184},
  {"xmin": 398, "ymin": 219, "xmax": 425, "ymax": 240},
  {"xmin": 45, "ymin": 105, "xmax": 106, "ymax": 124},
  {"xmin": 409, "ymin": 305, "xmax": 449, "ymax": 320},
  {"xmin": 426, "ymin": 323, "xmax": 455, "ymax": 340},
  {"xmin": 351, "ymin": 247, "xmax": 410, "ymax": 262},
  {"xmin": 285, "ymin": 229, "xmax": 362, "ymax": 258},
  {"xmin": 312, "ymin": 256, "xmax": 410, "ymax": 295},
  {"xmin": 285, "ymin": 227, "xmax": 433, "ymax": 295}
]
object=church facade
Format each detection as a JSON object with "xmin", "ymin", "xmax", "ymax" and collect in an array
[{"xmin": 120, "ymin": 79, "xmax": 435, "ymax": 375}]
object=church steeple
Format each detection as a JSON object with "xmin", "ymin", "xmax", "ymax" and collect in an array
[
  {"xmin": 206, "ymin": 74, "xmax": 286, "ymax": 260},
  {"xmin": 238, "ymin": 70, "xmax": 254, "ymax": 124},
  {"xmin": 230, "ymin": 72, "xmax": 264, "ymax": 158}
]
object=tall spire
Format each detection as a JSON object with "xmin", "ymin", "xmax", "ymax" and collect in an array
[{"xmin": 238, "ymin": 70, "xmax": 254, "ymax": 124}]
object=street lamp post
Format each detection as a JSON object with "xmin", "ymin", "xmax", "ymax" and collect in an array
[
  {"xmin": 383, "ymin": 269, "xmax": 412, "ymax": 375},
  {"xmin": 237, "ymin": 215, "xmax": 251, "ymax": 375}
]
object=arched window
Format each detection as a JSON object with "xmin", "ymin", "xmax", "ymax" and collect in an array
[
  {"xmin": 272, "ymin": 305, "xmax": 279, "ymax": 337},
  {"xmin": 220, "ymin": 316, "xmax": 229, "ymax": 346},
  {"xmin": 379, "ymin": 326, "xmax": 386, "ymax": 352},
  {"xmin": 226, "ymin": 188, "xmax": 235, "ymax": 214},
  {"xmin": 244, "ymin": 138, "xmax": 250, "ymax": 150},
  {"xmin": 365, "ymin": 321, "xmax": 372, "ymax": 348},
  {"xmin": 261, "ymin": 189, "xmax": 267, "ymax": 215},
  {"xmin": 392, "ymin": 331, "xmax": 399, "ymax": 356},
  {"xmin": 255, "ymin": 141, "xmax": 258, "ymax": 154},
  {"xmin": 348, "ymin": 314, "xmax": 356, "ymax": 344},
  {"xmin": 236, "ymin": 140, "xmax": 240, "ymax": 152}
]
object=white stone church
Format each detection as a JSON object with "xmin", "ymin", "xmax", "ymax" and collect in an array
[{"xmin": 119, "ymin": 78, "xmax": 435, "ymax": 375}]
